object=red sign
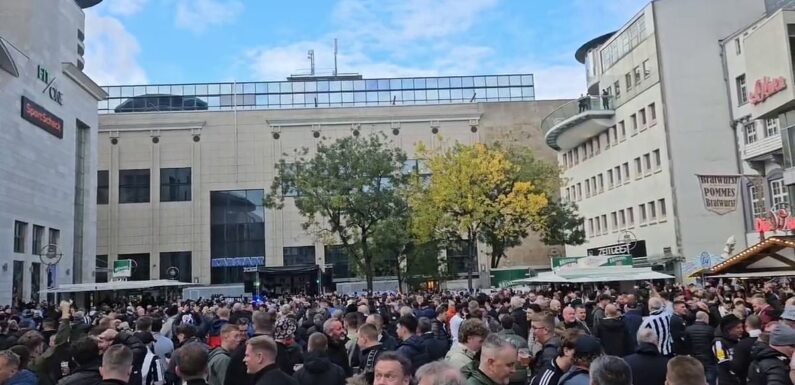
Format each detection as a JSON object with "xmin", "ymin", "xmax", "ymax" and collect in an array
[
  {"xmin": 749, "ymin": 76, "xmax": 787, "ymax": 105},
  {"xmin": 21, "ymin": 96, "xmax": 63, "ymax": 139}
]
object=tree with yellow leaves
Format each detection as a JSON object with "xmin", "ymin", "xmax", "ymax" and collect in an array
[{"xmin": 408, "ymin": 143, "xmax": 548, "ymax": 289}]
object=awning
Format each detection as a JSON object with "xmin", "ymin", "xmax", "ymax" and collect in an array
[
  {"xmin": 508, "ymin": 268, "xmax": 674, "ymax": 285},
  {"xmin": 706, "ymin": 271, "xmax": 795, "ymax": 279},
  {"xmin": 40, "ymin": 279, "xmax": 198, "ymax": 294},
  {"xmin": 709, "ymin": 236, "xmax": 795, "ymax": 274},
  {"xmin": 0, "ymin": 37, "xmax": 19, "ymax": 77}
]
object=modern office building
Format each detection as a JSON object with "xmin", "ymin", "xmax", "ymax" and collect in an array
[
  {"xmin": 95, "ymin": 74, "xmax": 567, "ymax": 291},
  {"xmin": 543, "ymin": 0, "xmax": 765, "ymax": 278},
  {"xmin": 722, "ymin": 5, "xmax": 795, "ymax": 250},
  {"xmin": 0, "ymin": 0, "xmax": 107, "ymax": 305}
]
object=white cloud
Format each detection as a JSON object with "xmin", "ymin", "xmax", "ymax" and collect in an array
[
  {"xmin": 105, "ymin": 0, "xmax": 148, "ymax": 16},
  {"xmin": 83, "ymin": 10, "xmax": 148, "ymax": 85},
  {"xmin": 526, "ymin": 64, "xmax": 585, "ymax": 100},
  {"xmin": 174, "ymin": 0, "xmax": 244, "ymax": 33}
]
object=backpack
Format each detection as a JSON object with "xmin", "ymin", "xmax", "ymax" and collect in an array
[{"xmin": 142, "ymin": 347, "xmax": 166, "ymax": 385}]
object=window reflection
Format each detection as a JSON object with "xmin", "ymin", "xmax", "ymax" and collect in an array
[{"xmin": 210, "ymin": 190, "xmax": 266, "ymax": 284}]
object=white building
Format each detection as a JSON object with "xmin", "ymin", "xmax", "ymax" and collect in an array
[
  {"xmin": 543, "ymin": 0, "xmax": 765, "ymax": 278},
  {"xmin": 95, "ymin": 75, "xmax": 566, "ymax": 293},
  {"xmin": 0, "ymin": 0, "xmax": 106, "ymax": 305},
  {"xmin": 718, "ymin": 3, "xmax": 795, "ymax": 276}
]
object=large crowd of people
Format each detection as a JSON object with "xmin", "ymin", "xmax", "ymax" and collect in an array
[{"xmin": 0, "ymin": 280, "xmax": 791, "ymax": 385}]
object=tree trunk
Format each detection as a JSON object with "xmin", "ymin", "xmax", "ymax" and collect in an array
[
  {"xmin": 491, "ymin": 250, "xmax": 502, "ymax": 269},
  {"xmin": 395, "ymin": 256, "xmax": 403, "ymax": 294}
]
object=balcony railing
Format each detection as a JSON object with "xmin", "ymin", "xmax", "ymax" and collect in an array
[{"xmin": 542, "ymin": 95, "xmax": 615, "ymax": 150}]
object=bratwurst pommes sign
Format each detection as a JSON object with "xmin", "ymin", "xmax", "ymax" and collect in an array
[{"xmin": 697, "ymin": 175, "xmax": 740, "ymax": 215}]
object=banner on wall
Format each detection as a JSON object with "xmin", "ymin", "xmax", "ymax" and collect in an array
[
  {"xmin": 552, "ymin": 255, "xmax": 633, "ymax": 272},
  {"xmin": 696, "ymin": 175, "xmax": 741, "ymax": 215}
]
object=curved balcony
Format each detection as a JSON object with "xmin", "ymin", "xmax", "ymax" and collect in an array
[{"xmin": 542, "ymin": 95, "xmax": 615, "ymax": 151}]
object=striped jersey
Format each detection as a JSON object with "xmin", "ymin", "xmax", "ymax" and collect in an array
[
  {"xmin": 530, "ymin": 357, "xmax": 564, "ymax": 385},
  {"xmin": 640, "ymin": 309, "xmax": 673, "ymax": 355}
]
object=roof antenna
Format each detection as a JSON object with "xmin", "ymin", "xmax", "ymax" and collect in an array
[
  {"xmin": 307, "ymin": 49, "xmax": 315, "ymax": 76},
  {"xmin": 333, "ymin": 38, "xmax": 338, "ymax": 77}
]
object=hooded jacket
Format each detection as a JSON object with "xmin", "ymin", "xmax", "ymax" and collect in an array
[
  {"xmin": 396, "ymin": 335, "xmax": 430, "ymax": 373},
  {"xmin": 559, "ymin": 367, "xmax": 590, "ymax": 385},
  {"xmin": 292, "ymin": 352, "xmax": 346, "ymax": 385},
  {"xmin": 623, "ymin": 342, "xmax": 670, "ymax": 385},
  {"xmin": 208, "ymin": 347, "xmax": 232, "ymax": 385},
  {"xmin": 748, "ymin": 342, "xmax": 792, "ymax": 385},
  {"xmin": 593, "ymin": 317, "xmax": 632, "ymax": 356}
]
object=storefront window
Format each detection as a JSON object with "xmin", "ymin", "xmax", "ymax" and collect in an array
[{"xmin": 210, "ymin": 190, "xmax": 265, "ymax": 284}]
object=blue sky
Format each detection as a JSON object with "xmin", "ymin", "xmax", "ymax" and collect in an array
[{"xmin": 83, "ymin": 0, "xmax": 647, "ymax": 99}]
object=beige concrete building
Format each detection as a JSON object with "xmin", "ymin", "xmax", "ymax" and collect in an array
[{"xmin": 96, "ymin": 75, "xmax": 565, "ymax": 292}]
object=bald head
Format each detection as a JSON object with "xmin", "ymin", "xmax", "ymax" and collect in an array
[{"xmin": 695, "ymin": 311, "xmax": 709, "ymax": 323}]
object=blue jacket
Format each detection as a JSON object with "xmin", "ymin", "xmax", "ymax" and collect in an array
[
  {"xmin": 559, "ymin": 368, "xmax": 590, "ymax": 385},
  {"xmin": 623, "ymin": 308, "xmax": 643, "ymax": 351},
  {"xmin": 8, "ymin": 369, "xmax": 38, "ymax": 385}
]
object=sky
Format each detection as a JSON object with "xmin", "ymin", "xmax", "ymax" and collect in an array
[{"xmin": 82, "ymin": 0, "xmax": 648, "ymax": 100}]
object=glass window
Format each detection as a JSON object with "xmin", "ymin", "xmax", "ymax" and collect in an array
[
  {"xmin": 160, "ymin": 168, "xmax": 191, "ymax": 202},
  {"xmin": 625, "ymin": 73, "xmax": 632, "ymax": 91},
  {"xmin": 585, "ymin": 180, "xmax": 591, "ymax": 197},
  {"xmin": 735, "ymin": 38, "xmax": 741, "ymax": 55},
  {"xmin": 615, "ymin": 166, "xmax": 622, "ymax": 184},
  {"xmin": 119, "ymin": 253, "xmax": 150, "ymax": 281},
  {"xmin": 48, "ymin": 228, "xmax": 60, "ymax": 248},
  {"xmin": 619, "ymin": 210, "xmax": 626, "ymax": 227},
  {"xmin": 653, "ymin": 150, "xmax": 661, "ymax": 169},
  {"xmin": 13, "ymin": 221, "xmax": 26, "ymax": 253},
  {"xmin": 737, "ymin": 75, "xmax": 748, "ymax": 105},
  {"xmin": 614, "ymin": 81, "xmax": 621, "ymax": 98},
  {"xmin": 588, "ymin": 218, "xmax": 595, "ymax": 237},
  {"xmin": 634, "ymin": 66, "xmax": 642, "ymax": 85},
  {"xmin": 601, "ymin": 215, "xmax": 608, "ymax": 234},
  {"xmin": 649, "ymin": 201, "xmax": 657, "ymax": 220},
  {"xmin": 283, "ymin": 246, "xmax": 316, "ymax": 266},
  {"xmin": 619, "ymin": 121, "xmax": 626, "ymax": 140},
  {"xmin": 595, "ymin": 217, "xmax": 601, "ymax": 235},
  {"xmin": 97, "ymin": 170, "xmax": 109, "ymax": 204},
  {"xmin": 642, "ymin": 59, "xmax": 651, "ymax": 78},
  {"xmin": 622, "ymin": 162, "xmax": 630, "ymax": 180},
  {"xmin": 598, "ymin": 174, "xmax": 604, "ymax": 192},
  {"xmin": 630, "ymin": 114, "xmax": 638, "ymax": 134},
  {"xmin": 749, "ymin": 185, "xmax": 765, "ymax": 218},
  {"xmin": 648, "ymin": 103, "xmax": 656, "ymax": 122},
  {"xmin": 32, "ymin": 225, "xmax": 44, "ymax": 254},
  {"xmin": 658, "ymin": 199, "xmax": 667, "ymax": 218},
  {"xmin": 210, "ymin": 190, "xmax": 266, "ymax": 284},
  {"xmin": 767, "ymin": 118, "xmax": 780, "ymax": 137},
  {"xmin": 639, "ymin": 204, "xmax": 647, "ymax": 223},
  {"xmin": 96, "ymin": 255, "xmax": 108, "ymax": 283},
  {"xmin": 160, "ymin": 251, "xmax": 192, "ymax": 282},
  {"xmin": 608, "ymin": 169, "xmax": 614, "ymax": 188},
  {"xmin": 612, "ymin": 212, "xmax": 618, "ymax": 229},
  {"xmin": 771, "ymin": 178, "xmax": 789, "ymax": 207},
  {"xmin": 326, "ymin": 245, "xmax": 351, "ymax": 278},
  {"xmin": 627, "ymin": 207, "xmax": 635, "ymax": 226},
  {"xmin": 119, "ymin": 169, "xmax": 150, "ymax": 203},
  {"xmin": 745, "ymin": 122, "xmax": 758, "ymax": 144},
  {"xmin": 576, "ymin": 183, "xmax": 582, "ymax": 201},
  {"xmin": 634, "ymin": 157, "xmax": 642, "ymax": 177},
  {"xmin": 644, "ymin": 153, "xmax": 652, "ymax": 172},
  {"xmin": 639, "ymin": 109, "xmax": 647, "ymax": 126}
]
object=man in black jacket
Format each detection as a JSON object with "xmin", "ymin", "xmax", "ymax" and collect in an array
[
  {"xmin": 323, "ymin": 318, "xmax": 352, "ymax": 377},
  {"xmin": 418, "ymin": 317, "xmax": 448, "ymax": 362},
  {"xmin": 670, "ymin": 301, "xmax": 690, "ymax": 356},
  {"xmin": 532, "ymin": 315, "xmax": 560, "ymax": 376},
  {"xmin": 293, "ymin": 333, "xmax": 345, "ymax": 385},
  {"xmin": 223, "ymin": 310, "xmax": 272, "ymax": 385},
  {"xmin": 57, "ymin": 337, "xmax": 102, "ymax": 385},
  {"xmin": 748, "ymin": 324, "xmax": 795, "ymax": 385},
  {"xmin": 734, "ymin": 315, "xmax": 762, "ymax": 385},
  {"xmin": 684, "ymin": 311, "xmax": 716, "ymax": 385},
  {"xmin": 593, "ymin": 305, "xmax": 632, "ymax": 357},
  {"xmin": 355, "ymin": 323, "xmax": 385, "ymax": 384},
  {"xmin": 510, "ymin": 297, "xmax": 528, "ymax": 340},
  {"xmin": 623, "ymin": 328, "xmax": 670, "ymax": 385},
  {"xmin": 714, "ymin": 314, "xmax": 745, "ymax": 385},
  {"xmin": 243, "ymin": 336, "xmax": 297, "ymax": 385},
  {"xmin": 395, "ymin": 315, "xmax": 430, "ymax": 374}
]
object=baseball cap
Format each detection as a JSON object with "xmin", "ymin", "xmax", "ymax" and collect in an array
[
  {"xmin": 574, "ymin": 335, "xmax": 604, "ymax": 356},
  {"xmin": 770, "ymin": 324, "xmax": 795, "ymax": 346}
]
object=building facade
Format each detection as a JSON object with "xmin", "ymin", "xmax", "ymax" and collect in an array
[
  {"xmin": 724, "ymin": 5, "xmax": 795, "ymax": 248},
  {"xmin": 95, "ymin": 75, "xmax": 566, "ymax": 289},
  {"xmin": 543, "ymin": 0, "xmax": 765, "ymax": 278},
  {"xmin": 0, "ymin": 0, "xmax": 106, "ymax": 305}
]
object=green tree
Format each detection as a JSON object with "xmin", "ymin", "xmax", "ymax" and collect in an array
[
  {"xmin": 408, "ymin": 143, "xmax": 548, "ymax": 289},
  {"xmin": 265, "ymin": 134, "xmax": 408, "ymax": 291}
]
